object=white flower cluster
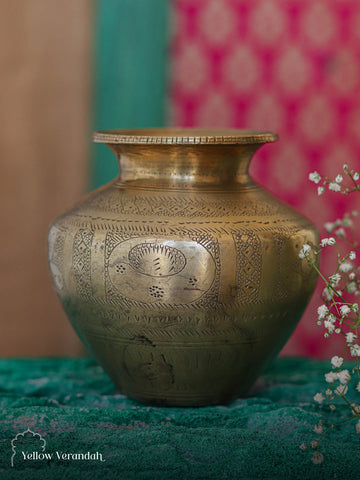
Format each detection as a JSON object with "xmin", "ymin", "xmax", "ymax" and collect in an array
[
  {"xmin": 346, "ymin": 269, "xmax": 360, "ymax": 296},
  {"xmin": 320, "ymin": 237, "xmax": 336, "ymax": 248},
  {"xmin": 317, "ymin": 304, "xmax": 328, "ymax": 319},
  {"xmin": 331, "ymin": 355, "xmax": 343, "ymax": 368},
  {"xmin": 317, "ymin": 299, "xmax": 359, "ymax": 337},
  {"xmin": 346, "ymin": 332, "xmax": 357, "ymax": 343},
  {"xmin": 299, "ymin": 244, "xmax": 311, "ymax": 259},
  {"xmin": 323, "ymin": 314, "xmax": 336, "ymax": 333},
  {"xmin": 312, "ymin": 451, "xmax": 324, "ymax": 465},
  {"xmin": 309, "ymin": 171, "xmax": 321, "ymax": 184},
  {"xmin": 313, "ymin": 392, "xmax": 325, "ymax": 404},
  {"xmin": 313, "ymin": 165, "xmax": 360, "ymax": 195},
  {"xmin": 325, "ymin": 368, "xmax": 351, "ymax": 387},
  {"xmin": 328, "ymin": 182, "xmax": 341, "ymax": 192},
  {"xmin": 305, "ymin": 165, "xmax": 360, "ymax": 464},
  {"xmin": 350, "ymin": 344, "xmax": 360, "ymax": 357},
  {"xmin": 324, "ymin": 213, "xmax": 355, "ymax": 234},
  {"xmin": 339, "ymin": 261, "xmax": 353, "ymax": 273},
  {"xmin": 328, "ymin": 273, "xmax": 341, "ymax": 288}
]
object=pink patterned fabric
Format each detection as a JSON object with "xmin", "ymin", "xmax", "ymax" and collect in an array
[{"xmin": 169, "ymin": 0, "xmax": 360, "ymax": 358}]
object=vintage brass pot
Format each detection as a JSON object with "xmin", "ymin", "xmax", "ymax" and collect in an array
[{"xmin": 48, "ymin": 129, "xmax": 319, "ymax": 406}]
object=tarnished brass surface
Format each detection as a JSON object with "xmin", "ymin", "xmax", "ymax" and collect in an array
[{"xmin": 48, "ymin": 129, "xmax": 319, "ymax": 406}]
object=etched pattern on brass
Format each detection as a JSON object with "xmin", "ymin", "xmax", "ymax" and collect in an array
[
  {"xmin": 128, "ymin": 243, "xmax": 186, "ymax": 277},
  {"xmin": 103, "ymin": 228, "xmax": 220, "ymax": 309},
  {"xmin": 272, "ymin": 233, "xmax": 289, "ymax": 302},
  {"xmin": 231, "ymin": 229, "xmax": 262, "ymax": 304},
  {"xmin": 73, "ymin": 228, "xmax": 94, "ymax": 299},
  {"xmin": 92, "ymin": 128, "xmax": 278, "ymax": 145},
  {"xmin": 86, "ymin": 191, "xmax": 287, "ymax": 218}
]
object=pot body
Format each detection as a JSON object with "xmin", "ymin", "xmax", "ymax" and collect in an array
[{"xmin": 48, "ymin": 129, "xmax": 319, "ymax": 406}]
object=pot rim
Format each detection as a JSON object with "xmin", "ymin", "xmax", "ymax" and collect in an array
[{"xmin": 92, "ymin": 128, "xmax": 278, "ymax": 145}]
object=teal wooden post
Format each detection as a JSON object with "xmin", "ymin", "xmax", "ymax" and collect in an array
[{"xmin": 91, "ymin": 0, "xmax": 169, "ymax": 190}]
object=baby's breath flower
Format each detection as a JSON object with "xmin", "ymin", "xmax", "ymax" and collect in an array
[
  {"xmin": 314, "ymin": 423, "xmax": 324, "ymax": 434},
  {"xmin": 349, "ymin": 251, "xmax": 356, "ymax": 260},
  {"xmin": 342, "ymin": 214, "xmax": 353, "ymax": 227},
  {"xmin": 299, "ymin": 244, "xmax": 311, "ymax": 259},
  {"xmin": 335, "ymin": 227, "xmax": 346, "ymax": 238},
  {"xmin": 343, "ymin": 163, "xmax": 348, "ymax": 170},
  {"xmin": 324, "ymin": 320, "xmax": 335, "ymax": 333},
  {"xmin": 322, "ymin": 287, "xmax": 332, "ymax": 301},
  {"xmin": 325, "ymin": 371, "xmax": 338, "ymax": 383},
  {"xmin": 313, "ymin": 392, "xmax": 325, "ymax": 404},
  {"xmin": 349, "ymin": 272, "xmax": 356, "ymax": 280},
  {"xmin": 351, "ymin": 403, "xmax": 360, "ymax": 413},
  {"xmin": 347, "ymin": 282, "xmax": 357, "ymax": 293},
  {"xmin": 356, "ymin": 421, "xmax": 360, "ymax": 435},
  {"xmin": 337, "ymin": 369, "xmax": 351, "ymax": 384},
  {"xmin": 317, "ymin": 305, "xmax": 328, "ymax": 319},
  {"xmin": 331, "ymin": 356, "xmax": 344, "ymax": 368},
  {"xmin": 335, "ymin": 174, "xmax": 343, "ymax": 183},
  {"xmin": 340, "ymin": 305, "xmax": 351, "ymax": 316},
  {"xmin": 346, "ymin": 332, "xmax": 357, "ymax": 343},
  {"xmin": 318, "ymin": 186, "xmax": 325, "ymax": 196},
  {"xmin": 310, "ymin": 440, "xmax": 318, "ymax": 449},
  {"xmin": 356, "ymin": 382, "xmax": 360, "ymax": 392},
  {"xmin": 329, "ymin": 273, "xmax": 341, "ymax": 286},
  {"xmin": 329, "ymin": 404, "xmax": 336, "ymax": 411},
  {"xmin": 325, "ymin": 388, "xmax": 332, "ymax": 396},
  {"xmin": 352, "ymin": 303, "xmax": 359, "ymax": 312},
  {"xmin": 320, "ymin": 238, "xmax": 329, "ymax": 247},
  {"xmin": 340, "ymin": 262, "xmax": 353, "ymax": 273},
  {"xmin": 350, "ymin": 344, "xmax": 360, "ymax": 357},
  {"xmin": 324, "ymin": 222, "xmax": 334, "ymax": 232},
  {"xmin": 329, "ymin": 182, "xmax": 341, "ymax": 192},
  {"xmin": 320, "ymin": 237, "xmax": 336, "ymax": 248},
  {"xmin": 353, "ymin": 172, "xmax": 359, "ymax": 181},
  {"xmin": 312, "ymin": 452, "xmax": 324, "ymax": 464},
  {"xmin": 335, "ymin": 384, "xmax": 348, "ymax": 395},
  {"xmin": 299, "ymin": 443, "xmax": 307, "ymax": 451},
  {"xmin": 309, "ymin": 171, "xmax": 321, "ymax": 184}
]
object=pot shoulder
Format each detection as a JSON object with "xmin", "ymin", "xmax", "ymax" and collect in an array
[{"xmin": 48, "ymin": 183, "xmax": 319, "ymax": 310}]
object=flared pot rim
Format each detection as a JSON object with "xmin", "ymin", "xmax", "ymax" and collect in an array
[{"xmin": 92, "ymin": 128, "xmax": 278, "ymax": 145}]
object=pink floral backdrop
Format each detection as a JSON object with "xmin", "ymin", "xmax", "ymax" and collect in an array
[{"xmin": 169, "ymin": 0, "xmax": 360, "ymax": 358}]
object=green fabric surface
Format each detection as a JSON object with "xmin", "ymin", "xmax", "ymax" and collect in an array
[
  {"xmin": 0, "ymin": 357, "xmax": 359, "ymax": 479},
  {"xmin": 91, "ymin": 0, "xmax": 169, "ymax": 190}
]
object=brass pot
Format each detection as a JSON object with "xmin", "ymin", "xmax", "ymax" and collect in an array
[{"xmin": 48, "ymin": 129, "xmax": 319, "ymax": 406}]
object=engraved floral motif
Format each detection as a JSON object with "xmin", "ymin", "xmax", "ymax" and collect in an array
[{"xmin": 128, "ymin": 243, "xmax": 186, "ymax": 277}]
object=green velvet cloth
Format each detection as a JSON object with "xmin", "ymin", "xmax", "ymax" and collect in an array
[{"xmin": 0, "ymin": 357, "xmax": 359, "ymax": 479}]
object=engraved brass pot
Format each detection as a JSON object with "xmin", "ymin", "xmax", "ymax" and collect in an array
[{"xmin": 48, "ymin": 129, "xmax": 319, "ymax": 406}]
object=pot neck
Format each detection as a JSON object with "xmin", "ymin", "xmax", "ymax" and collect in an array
[{"xmin": 107, "ymin": 144, "xmax": 263, "ymax": 189}]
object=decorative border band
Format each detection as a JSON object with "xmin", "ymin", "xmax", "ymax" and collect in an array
[{"xmin": 92, "ymin": 129, "xmax": 278, "ymax": 145}]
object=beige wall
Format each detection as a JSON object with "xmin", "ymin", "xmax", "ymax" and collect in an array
[{"xmin": 0, "ymin": 1, "xmax": 93, "ymax": 355}]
